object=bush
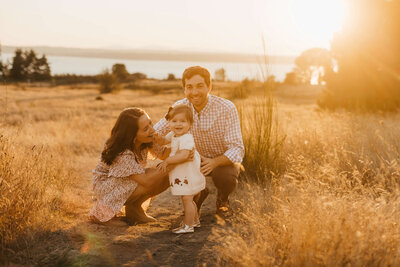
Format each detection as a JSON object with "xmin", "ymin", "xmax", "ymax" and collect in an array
[
  {"xmin": 112, "ymin": 63, "xmax": 129, "ymax": 82},
  {"xmin": 167, "ymin": 73, "xmax": 176, "ymax": 81},
  {"xmin": 98, "ymin": 69, "xmax": 120, "ymax": 94},
  {"xmin": 231, "ymin": 78, "xmax": 253, "ymax": 99}
]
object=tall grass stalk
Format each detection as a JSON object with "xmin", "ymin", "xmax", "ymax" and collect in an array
[{"xmin": 238, "ymin": 94, "xmax": 285, "ymax": 185}]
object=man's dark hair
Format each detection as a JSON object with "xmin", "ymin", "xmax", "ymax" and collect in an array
[{"xmin": 182, "ymin": 66, "xmax": 211, "ymax": 88}]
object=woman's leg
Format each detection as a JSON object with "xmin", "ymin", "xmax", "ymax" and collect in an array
[
  {"xmin": 181, "ymin": 195, "xmax": 196, "ymax": 226},
  {"xmin": 125, "ymin": 168, "xmax": 169, "ymax": 224}
]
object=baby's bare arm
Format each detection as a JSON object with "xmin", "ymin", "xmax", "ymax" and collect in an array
[{"xmin": 165, "ymin": 149, "xmax": 191, "ymax": 165}]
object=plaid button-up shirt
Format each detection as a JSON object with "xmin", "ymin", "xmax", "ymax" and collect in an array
[{"xmin": 154, "ymin": 95, "xmax": 244, "ymax": 163}]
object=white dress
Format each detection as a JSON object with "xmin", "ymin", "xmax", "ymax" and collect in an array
[{"xmin": 166, "ymin": 132, "xmax": 206, "ymax": 195}]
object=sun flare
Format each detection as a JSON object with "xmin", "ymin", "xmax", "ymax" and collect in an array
[{"xmin": 293, "ymin": 0, "xmax": 344, "ymax": 44}]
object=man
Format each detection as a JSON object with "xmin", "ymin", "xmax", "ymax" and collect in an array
[{"xmin": 154, "ymin": 66, "xmax": 244, "ymax": 214}]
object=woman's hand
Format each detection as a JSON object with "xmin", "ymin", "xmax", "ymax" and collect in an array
[
  {"xmin": 156, "ymin": 161, "xmax": 169, "ymax": 173},
  {"xmin": 153, "ymin": 133, "xmax": 168, "ymax": 146}
]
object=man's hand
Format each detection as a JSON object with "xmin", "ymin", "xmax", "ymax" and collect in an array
[{"xmin": 200, "ymin": 156, "xmax": 218, "ymax": 176}]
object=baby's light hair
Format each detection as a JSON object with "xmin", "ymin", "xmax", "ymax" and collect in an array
[{"xmin": 165, "ymin": 104, "xmax": 193, "ymax": 125}]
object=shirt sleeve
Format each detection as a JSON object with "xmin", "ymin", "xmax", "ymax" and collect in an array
[
  {"xmin": 223, "ymin": 105, "xmax": 245, "ymax": 163},
  {"xmin": 153, "ymin": 117, "xmax": 170, "ymax": 136},
  {"xmin": 108, "ymin": 151, "xmax": 145, "ymax": 178},
  {"xmin": 179, "ymin": 134, "xmax": 195, "ymax": 150}
]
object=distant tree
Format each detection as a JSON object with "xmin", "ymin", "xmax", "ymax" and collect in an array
[
  {"xmin": 131, "ymin": 72, "xmax": 147, "ymax": 80},
  {"xmin": 112, "ymin": 63, "xmax": 129, "ymax": 82},
  {"xmin": 10, "ymin": 49, "xmax": 25, "ymax": 81},
  {"xmin": 98, "ymin": 69, "xmax": 120, "ymax": 94},
  {"xmin": 0, "ymin": 61, "xmax": 4, "ymax": 80},
  {"xmin": 23, "ymin": 50, "xmax": 37, "ymax": 81},
  {"xmin": 0, "ymin": 61, "xmax": 10, "ymax": 81},
  {"xmin": 295, "ymin": 48, "xmax": 333, "ymax": 85},
  {"xmin": 283, "ymin": 72, "xmax": 301, "ymax": 85},
  {"xmin": 167, "ymin": 73, "xmax": 176, "ymax": 80},
  {"xmin": 215, "ymin": 68, "xmax": 226, "ymax": 82},
  {"xmin": 319, "ymin": 0, "xmax": 400, "ymax": 111},
  {"xmin": 9, "ymin": 49, "xmax": 51, "ymax": 82},
  {"xmin": 33, "ymin": 55, "xmax": 51, "ymax": 81}
]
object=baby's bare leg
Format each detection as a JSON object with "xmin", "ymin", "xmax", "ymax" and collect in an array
[{"xmin": 181, "ymin": 195, "xmax": 196, "ymax": 226}]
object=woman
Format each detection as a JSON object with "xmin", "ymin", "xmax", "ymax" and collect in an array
[{"xmin": 89, "ymin": 107, "xmax": 183, "ymax": 225}]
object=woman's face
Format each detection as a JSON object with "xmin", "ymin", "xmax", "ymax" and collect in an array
[{"xmin": 135, "ymin": 114, "xmax": 155, "ymax": 144}]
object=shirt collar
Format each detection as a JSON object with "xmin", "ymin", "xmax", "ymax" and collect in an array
[{"xmin": 191, "ymin": 95, "xmax": 212, "ymax": 116}]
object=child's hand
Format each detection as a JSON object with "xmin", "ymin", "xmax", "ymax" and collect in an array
[{"xmin": 157, "ymin": 161, "xmax": 168, "ymax": 173}]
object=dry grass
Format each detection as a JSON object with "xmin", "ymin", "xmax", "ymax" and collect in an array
[
  {"xmin": 215, "ymin": 102, "xmax": 400, "ymax": 266},
  {"xmin": 2, "ymin": 82, "xmax": 400, "ymax": 265}
]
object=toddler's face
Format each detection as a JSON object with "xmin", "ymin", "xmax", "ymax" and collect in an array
[{"xmin": 169, "ymin": 113, "xmax": 190, "ymax": 136}]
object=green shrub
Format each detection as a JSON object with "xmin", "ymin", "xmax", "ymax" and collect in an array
[{"xmin": 98, "ymin": 69, "xmax": 120, "ymax": 94}]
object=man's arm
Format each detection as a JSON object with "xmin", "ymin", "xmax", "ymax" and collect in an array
[
  {"xmin": 200, "ymin": 104, "xmax": 244, "ymax": 175},
  {"xmin": 153, "ymin": 117, "xmax": 170, "ymax": 136},
  {"xmin": 200, "ymin": 155, "xmax": 232, "ymax": 176}
]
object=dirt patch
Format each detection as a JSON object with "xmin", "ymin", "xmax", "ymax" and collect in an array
[{"xmin": 30, "ymin": 179, "xmax": 225, "ymax": 266}]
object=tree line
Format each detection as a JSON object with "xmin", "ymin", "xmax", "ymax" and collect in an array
[{"xmin": 0, "ymin": 48, "xmax": 51, "ymax": 82}]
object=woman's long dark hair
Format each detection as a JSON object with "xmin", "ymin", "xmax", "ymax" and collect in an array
[{"xmin": 101, "ymin": 107, "xmax": 150, "ymax": 165}]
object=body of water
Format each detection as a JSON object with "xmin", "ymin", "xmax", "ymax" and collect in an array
[{"xmin": 1, "ymin": 52, "xmax": 294, "ymax": 81}]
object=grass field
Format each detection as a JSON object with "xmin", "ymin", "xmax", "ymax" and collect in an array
[{"xmin": 1, "ymin": 81, "xmax": 400, "ymax": 266}]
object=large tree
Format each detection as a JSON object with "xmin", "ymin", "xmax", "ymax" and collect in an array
[
  {"xmin": 295, "ymin": 48, "xmax": 333, "ymax": 85},
  {"xmin": 319, "ymin": 0, "xmax": 400, "ymax": 111}
]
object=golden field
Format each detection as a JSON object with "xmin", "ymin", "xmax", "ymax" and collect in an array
[{"xmin": 1, "ymin": 81, "xmax": 400, "ymax": 266}]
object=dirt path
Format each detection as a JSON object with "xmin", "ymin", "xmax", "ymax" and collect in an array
[{"xmin": 60, "ymin": 177, "xmax": 223, "ymax": 267}]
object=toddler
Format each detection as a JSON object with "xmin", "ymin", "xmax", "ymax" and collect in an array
[{"xmin": 157, "ymin": 104, "xmax": 206, "ymax": 234}]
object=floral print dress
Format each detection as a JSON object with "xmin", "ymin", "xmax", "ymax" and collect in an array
[{"xmin": 89, "ymin": 145, "xmax": 163, "ymax": 222}]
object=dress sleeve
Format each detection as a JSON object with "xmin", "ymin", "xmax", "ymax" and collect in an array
[
  {"xmin": 179, "ymin": 134, "xmax": 195, "ymax": 150},
  {"xmin": 108, "ymin": 151, "xmax": 145, "ymax": 178}
]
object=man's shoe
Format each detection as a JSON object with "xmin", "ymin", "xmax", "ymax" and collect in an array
[{"xmin": 216, "ymin": 198, "xmax": 230, "ymax": 215}]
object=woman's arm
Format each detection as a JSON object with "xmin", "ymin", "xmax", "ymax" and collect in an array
[
  {"xmin": 129, "ymin": 169, "xmax": 166, "ymax": 189},
  {"xmin": 157, "ymin": 147, "xmax": 171, "ymax": 160}
]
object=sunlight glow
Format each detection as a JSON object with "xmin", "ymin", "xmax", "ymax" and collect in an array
[{"xmin": 293, "ymin": 0, "xmax": 344, "ymax": 45}]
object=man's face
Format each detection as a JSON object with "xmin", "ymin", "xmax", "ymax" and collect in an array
[{"xmin": 184, "ymin": 74, "xmax": 211, "ymax": 111}]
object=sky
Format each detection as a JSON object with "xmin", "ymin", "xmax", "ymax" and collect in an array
[{"xmin": 0, "ymin": 0, "xmax": 344, "ymax": 56}]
